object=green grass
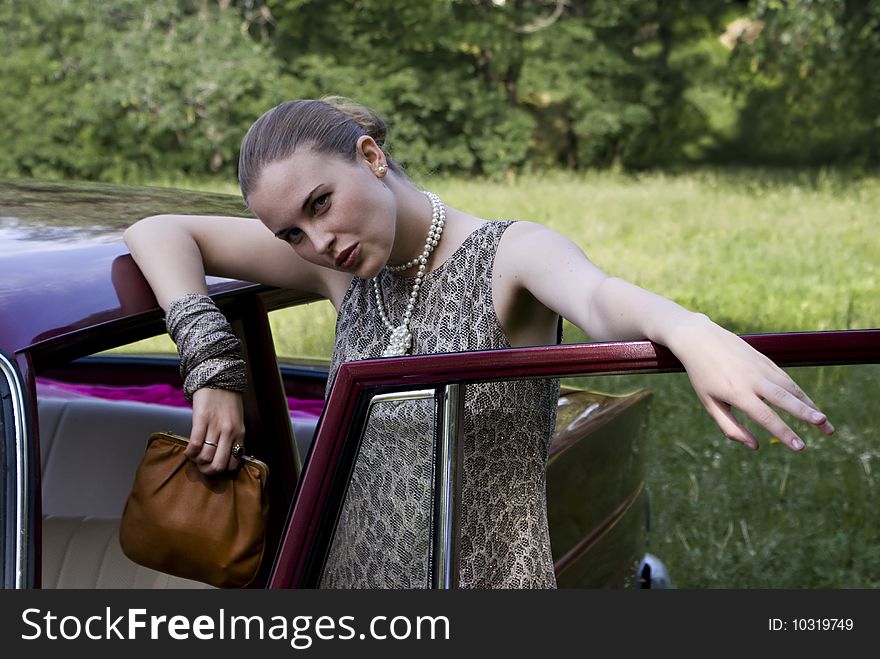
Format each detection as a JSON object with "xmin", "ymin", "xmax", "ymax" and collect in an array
[
  {"xmin": 567, "ymin": 365, "xmax": 880, "ymax": 588},
  {"xmin": 130, "ymin": 168, "xmax": 879, "ymax": 587}
]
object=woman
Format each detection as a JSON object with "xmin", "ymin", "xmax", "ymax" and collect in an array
[{"xmin": 124, "ymin": 97, "xmax": 834, "ymax": 588}]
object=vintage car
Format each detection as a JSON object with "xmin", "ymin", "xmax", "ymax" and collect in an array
[{"xmin": 1, "ymin": 179, "xmax": 876, "ymax": 590}]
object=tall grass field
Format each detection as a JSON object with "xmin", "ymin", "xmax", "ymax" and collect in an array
[{"xmin": 135, "ymin": 169, "xmax": 879, "ymax": 587}]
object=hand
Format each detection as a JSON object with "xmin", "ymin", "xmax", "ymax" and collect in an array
[
  {"xmin": 668, "ymin": 314, "xmax": 835, "ymax": 451},
  {"xmin": 186, "ymin": 387, "xmax": 246, "ymax": 474}
]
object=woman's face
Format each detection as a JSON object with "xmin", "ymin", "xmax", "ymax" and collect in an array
[{"xmin": 247, "ymin": 146, "xmax": 396, "ymax": 278}]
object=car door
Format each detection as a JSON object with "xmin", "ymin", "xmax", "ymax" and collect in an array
[{"xmin": 270, "ymin": 329, "xmax": 880, "ymax": 589}]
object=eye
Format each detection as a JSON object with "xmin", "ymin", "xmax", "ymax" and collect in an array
[
  {"xmin": 312, "ymin": 193, "xmax": 330, "ymax": 214},
  {"xmin": 280, "ymin": 227, "xmax": 303, "ymax": 244}
]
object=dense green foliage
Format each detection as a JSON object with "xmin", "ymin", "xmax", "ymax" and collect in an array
[
  {"xmin": 727, "ymin": 0, "xmax": 880, "ymax": 166},
  {"xmin": 3, "ymin": 0, "xmax": 878, "ymax": 181},
  {"xmin": 1, "ymin": 0, "xmax": 284, "ymax": 181}
]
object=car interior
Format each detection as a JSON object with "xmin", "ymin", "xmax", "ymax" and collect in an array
[{"xmin": 35, "ymin": 372, "xmax": 322, "ymax": 589}]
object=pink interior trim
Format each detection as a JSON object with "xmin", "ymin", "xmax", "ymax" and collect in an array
[
  {"xmin": 288, "ymin": 397, "xmax": 325, "ymax": 419},
  {"xmin": 35, "ymin": 377, "xmax": 324, "ymax": 420}
]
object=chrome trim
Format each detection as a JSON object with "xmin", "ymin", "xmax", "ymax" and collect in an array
[
  {"xmin": 0, "ymin": 353, "xmax": 28, "ymax": 589},
  {"xmin": 366, "ymin": 389, "xmax": 435, "ymax": 411},
  {"xmin": 433, "ymin": 383, "xmax": 463, "ymax": 589},
  {"xmin": 358, "ymin": 390, "xmax": 435, "ymax": 466}
]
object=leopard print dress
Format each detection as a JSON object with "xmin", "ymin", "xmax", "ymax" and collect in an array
[{"xmin": 319, "ymin": 220, "xmax": 560, "ymax": 588}]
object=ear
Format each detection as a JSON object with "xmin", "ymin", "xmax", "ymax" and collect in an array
[{"xmin": 356, "ymin": 135, "xmax": 387, "ymax": 175}]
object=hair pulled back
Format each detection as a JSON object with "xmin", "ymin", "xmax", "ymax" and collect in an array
[{"xmin": 238, "ymin": 96, "xmax": 395, "ymax": 203}]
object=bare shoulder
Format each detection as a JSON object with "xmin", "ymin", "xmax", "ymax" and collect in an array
[
  {"xmin": 494, "ymin": 220, "xmax": 572, "ymax": 282},
  {"xmin": 497, "ymin": 219, "xmax": 571, "ymax": 250},
  {"xmin": 490, "ymin": 221, "xmax": 565, "ymax": 347},
  {"xmin": 492, "ymin": 217, "xmax": 605, "ymax": 313}
]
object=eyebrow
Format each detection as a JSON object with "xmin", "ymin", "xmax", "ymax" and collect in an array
[{"xmin": 272, "ymin": 184, "xmax": 322, "ymax": 238}]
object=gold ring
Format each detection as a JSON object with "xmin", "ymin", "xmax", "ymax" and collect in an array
[
  {"xmin": 204, "ymin": 441, "xmax": 218, "ymax": 447},
  {"xmin": 231, "ymin": 443, "xmax": 244, "ymax": 459}
]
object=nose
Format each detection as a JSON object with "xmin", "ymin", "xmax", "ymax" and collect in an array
[{"xmin": 310, "ymin": 227, "xmax": 335, "ymax": 256}]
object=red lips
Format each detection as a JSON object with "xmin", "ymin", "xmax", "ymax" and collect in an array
[{"xmin": 335, "ymin": 244, "xmax": 357, "ymax": 268}]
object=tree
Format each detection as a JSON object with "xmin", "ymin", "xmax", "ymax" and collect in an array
[
  {"xmin": 727, "ymin": 0, "xmax": 880, "ymax": 166},
  {"xmin": 1, "ymin": 0, "xmax": 284, "ymax": 181}
]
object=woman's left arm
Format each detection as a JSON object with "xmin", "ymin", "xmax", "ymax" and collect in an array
[{"xmin": 505, "ymin": 222, "xmax": 834, "ymax": 451}]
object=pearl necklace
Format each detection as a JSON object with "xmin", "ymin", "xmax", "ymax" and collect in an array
[{"xmin": 372, "ymin": 190, "xmax": 445, "ymax": 357}]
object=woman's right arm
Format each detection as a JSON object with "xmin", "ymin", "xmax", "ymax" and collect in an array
[
  {"xmin": 123, "ymin": 213, "xmax": 332, "ymax": 305},
  {"xmin": 123, "ymin": 214, "xmax": 329, "ymax": 473}
]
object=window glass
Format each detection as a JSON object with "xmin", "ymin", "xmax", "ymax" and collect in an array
[
  {"xmin": 269, "ymin": 301, "xmax": 336, "ymax": 361},
  {"xmin": 321, "ymin": 393, "xmax": 436, "ymax": 589},
  {"xmin": 101, "ymin": 334, "xmax": 176, "ymax": 355},
  {"xmin": 315, "ymin": 364, "xmax": 879, "ymax": 589}
]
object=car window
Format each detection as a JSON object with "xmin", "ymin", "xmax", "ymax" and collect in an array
[
  {"xmin": 311, "ymin": 375, "xmax": 651, "ymax": 589},
  {"xmin": 269, "ymin": 301, "xmax": 336, "ymax": 361},
  {"xmin": 320, "ymin": 390, "xmax": 437, "ymax": 588},
  {"xmin": 304, "ymin": 361, "xmax": 878, "ymax": 590},
  {"xmin": 99, "ymin": 333, "xmax": 177, "ymax": 356}
]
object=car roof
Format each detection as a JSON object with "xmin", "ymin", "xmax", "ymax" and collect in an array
[{"xmin": 0, "ymin": 179, "xmax": 268, "ymax": 355}]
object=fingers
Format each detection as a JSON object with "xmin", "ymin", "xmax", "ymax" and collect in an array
[
  {"xmin": 739, "ymin": 396, "xmax": 807, "ymax": 452},
  {"xmin": 706, "ymin": 380, "xmax": 833, "ymax": 453},
  {"xmin": 187, "ymin": 388, "xmax": 246, "ymax": 474},
  {"xmin": 200, "ymin": 435, "xmax": 221, "ymax": 472},
  {"xmin": 756, "ymin": 380, "xmax": 835, "ymax": 436},
  {"xmin": 187, "ymin": 417, "xmax": 243, "ymax": 475},
  {"xmin": 678, "ymin": 323, "xmax": 833, "ymax": 453},
  {"xmin": 208, "ymin": 433, "xmax": 243, "ymax": 474},
  {"xmin": 702, "ymin": 396, "xmax": 759, "ymax": 450},
  {"xmin": 760, "ymin": 374, "xmax": 834, "ymax": 435},
  {"xmin": 196, "ymin": 429, "xmax": 244, "ymax": 475},
  {"xmin": 184, "ymin": 418, "xmax": 208, "ymax": 460}
]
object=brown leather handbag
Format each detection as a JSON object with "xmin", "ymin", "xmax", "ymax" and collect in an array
[{"xmin": 119, "ymin": 431, "xmax": 269, "ymax": 588}]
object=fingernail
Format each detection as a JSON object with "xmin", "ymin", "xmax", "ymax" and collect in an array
[
  {"xmin": 792, "ymin": 438, "xmax": 804, "ymax": 450},
  {"xmin": 810, "ymin": 411, "xmax": 825, "ymax": 423}
]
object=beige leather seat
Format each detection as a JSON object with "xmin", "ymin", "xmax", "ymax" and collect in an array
[
  {"xmin": 38, "ymin": 396, "xmax": 210, "ymax": 588},
  {"xmin": 41, "ymin": 516, "xmax": 212, "ymax": 588}
]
